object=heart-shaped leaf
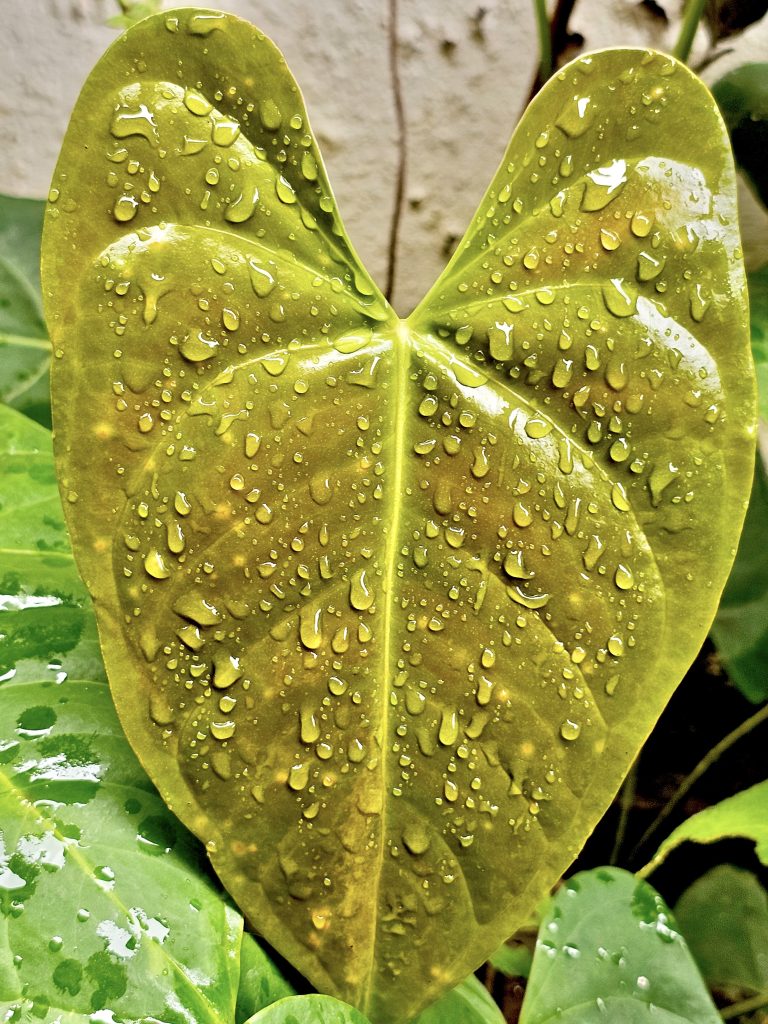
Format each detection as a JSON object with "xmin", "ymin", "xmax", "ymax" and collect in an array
[{"xmin": 41, "ymin": 9, "xmax": 756, "ymax": 1022}]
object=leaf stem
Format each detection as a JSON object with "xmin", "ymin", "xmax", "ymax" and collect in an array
[
  {"xmin": 674, "ymin": 0, "xmax": 708, "ymax": 63},
  {"xmin": 385, "ymin": 0, "xmax": 407, "ymax": 307},
  {"xmin": 532, "ymin": 0, "xmax": 552, "ymax": 86},
  {"xmin": 524, "ymin": 0, "xmax": 578, "ymax": 105},
  {"xmin": 631, "ymin": 700, "xmax": 768, "ymax": 867},
  {"xmin": 610, "ymin": 756, "xmax": 639, "ymax": 865},
  {"xmin": 721, "ymin": 990, "xmax": 768, "ymax": 1020}
]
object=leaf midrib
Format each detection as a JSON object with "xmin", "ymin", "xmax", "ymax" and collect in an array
[{"xmin": 361, "ymin": 318, "xmax": 410, "ymax": 1011}]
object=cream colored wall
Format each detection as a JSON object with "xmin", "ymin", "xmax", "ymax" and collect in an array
[{"xmin": 1, "ymin": 0, "xmax": 766, "ymax": 314}]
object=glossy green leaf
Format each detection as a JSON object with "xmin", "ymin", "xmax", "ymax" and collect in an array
[
  {"xmin": 244, "ymin": 994, "xmax": 370, "ymax": 1024},
  {"xmin": 712, "ymin": 63, "xmax": 768, "ymax": 206},
  {"xmin": 645, "ymin": 780, "xmax": 768, "ymax": 872},
  {"xmin": 489, "ymin": 941, "xmax": 533, "ymax": 979},
  {"xmin": 0, "ymin": 403, "xmax": 101, "ymax": 685},
  {"xmin": 519, "ymin": 868, "xmax": 721, "ymax": 1024},
  {"xmin": 748, "ymin": 265, "xmax": 768, "ymax": 420},
  {"xmin": 711, "ymin": 455, "xmax": 768, "ymax": 701},
  {"xmin": 413, "ymin": 975, "xmax": 504, "ymax": 1024},
  {"xmin": 675, "ymin": 865, "xmax": 768, "ymax": 994},
  {"xmin": 236, "ymin": 936, "xmax": 299, "ymax": 1024},
  {"xmin": 0, "ymin": 195, "xmax": 50, "ymax": 427},
  {"xmin": 0, "ymin": 403, "xmax": 289, "ymax": 1023},
  {"xmin": 41, "ymin": 9, "xmax": 756, "ymax": 1022}
]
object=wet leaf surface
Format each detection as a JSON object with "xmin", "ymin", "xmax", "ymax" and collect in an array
[
  {"xmin": 0, "ymin": 404, "xmax": 291, "ymax": 1023},
  {"xmin": 519, "ymin": 868, "xmax": 721, "ymax": 1023},
  {"xmin": 0, "ymin": 195, "xmax": 50, "ymax": 427},
  {"xmin": 0, "ymin": 405, "xmax": 100, "ymax": 686},
  {"xmin": 41, "ymin": 9, "xmax": 755, "ymax": 1022}
]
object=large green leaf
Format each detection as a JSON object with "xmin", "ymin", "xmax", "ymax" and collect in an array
[
  {"xmin": 644, "ymin": 779, "xmax": 768, "ymax": 872},
  {"xmin": 41, "ymin": 9, "xmax": 756, "ymax": 1022},
  {"xmin": 519, "ymin": 868, "xmax": 721, "ymax": 1024},
  {"xmin": 711, "ymin": 454, "xmax": 768, "ymax": 701},
  {"xmin": 0, "ymin": 403, "xmax": 293, "ymax": 1023},
  {"xmin": 675, "ymin": 865, "xmax": 768, "ymax": 995},
  {"xmin": 0, "ymin": 195, "xmax": 50, "ymax": 427}
]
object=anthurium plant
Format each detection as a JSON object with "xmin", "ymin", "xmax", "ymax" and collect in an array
[{"xmin": 1, "ymin": 4, "xmax": 762, "ymax": 1024}]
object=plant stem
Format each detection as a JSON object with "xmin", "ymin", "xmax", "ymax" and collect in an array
[
  {"xmin": 524, "ymin": 0, "xmax": 578, "ymax": 105},
  {"xmin": 721, "ymin": 990, "xmax": 768, "ymax": 1020},
  {"xmin": 674, "ymin": 0, "xmax": 708, "ymax": 63},
  {"xmin": 631, "ymin": 700, "xmax": 768, "ymax": 867},
  {"xmin": 532, "ymin": 0, "xmax": 553, "ymax": 87},
  {"xmin": 385, "ymin": 0, "xmax": 406, "ymax": 306},
  {"xmin": 610, "ymin": 756, "xmax": 639, "ymax": 865}
]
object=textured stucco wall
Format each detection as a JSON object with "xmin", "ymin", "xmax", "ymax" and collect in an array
[{"xmin": 1, "ymin": 0, "xmax": 766, "ymax": 314}]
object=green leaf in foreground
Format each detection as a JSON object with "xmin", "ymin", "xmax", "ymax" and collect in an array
[
  {"xmin": 414, "ymin": 975, "xmax": 505, "ymax": 1024},
  {"xmin": 711, "ymin": 455, "xmax": 768, "ymax": 701},
  {"xmin": 713, "ymin": 63, "xmax": 768, "ymax": 206},
  {"xmin": 644, "ymin": 780, "xmax": 768, "ymax": 873},
  {"xmin": 519, "ymin": 868, "xmax": 721, "ymax": 1024},
  {"xmin": 675, "ymin": 864, "xmax": 768, "ymax": 995},
  {"xmin": 42, "ymin": 9, "xmax": 756, "ymax": 1021},
  {"xmin": 244, "ymin": 994, "xmax": 370, "ymax": 1024},
  {"xmin": 0, "ymin": 194, "xmax": 50, "ymax": 426},
  {"xmin": 0, "ymin": 403, "xmax": 291, "ymax": 1023}
]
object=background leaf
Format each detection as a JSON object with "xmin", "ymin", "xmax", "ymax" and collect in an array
[
  {"xmin": 0, "ymin": 401, "xmax": 99, "ymax": 686},
  {"xmin": 236, "ymin": 936, "xmax": 299, "ymax": 1024},
  {"xmin": 710, "ymin": 455, "xmax": 768, "ymax": 701},
  {"xmin": 0, "ymin": 194, "xmax": 50, "ymax": 427},
  {"xmin": 748, "ymin": 265, "xmax": 768, "ymax": 420},
  {"xmin": 42, "ymin": 10, "xmax": 755, "ymax": 1022},
  {"xmin": 645, "ymin": 780, "xmax": 768, "ymax": 872},
  {"xmin": 413, "ymin": 975, "xmax": 505, "ymax": 1024},
  {"xmin": 519, "ymin": 868, "xmax": 721, "ymax": 1024},
  {"xmin": 712, "ymin": 63, "xmax": 768, "ymax": 206},
  {"xmin": 244, "ymin": 994, "xmax": 370, "ymax": 1024},
  {"xmin": 675, "ymin": 864, "xmax": 768, "ymax": 994},
  {"xmin": 489, "ymin": 942, "xmax": 533, "ymax": 979}
]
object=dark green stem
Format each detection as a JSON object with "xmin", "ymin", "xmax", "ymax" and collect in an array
[
  {"xmin": 632, "ymin": 700, "xmax": 768, "ymax": 869},
  {"xmin": 533, "ymin": 0, "xmax": 553, "ymax": 85},
  {"xmin": 610, "ymin": 757, "xmax": 639, "ymax": 866},
  {"xmin": 674, "ymin": 0, "xmax": 708, "ymax": 63},
  {"xmin": 385, "ymin": 0, "xmax": 406, "ymax": 306}
]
